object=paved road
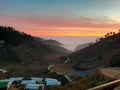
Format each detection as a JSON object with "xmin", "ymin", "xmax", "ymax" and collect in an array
[
  {"xmin": 48, "ymin": 57, "xmax": 72, "ymax": 82},
  {"xmin": 48, "ymin": 64, "xmax": 54, "ymax": 70},
  {"xmin": 64, "ymin": 57, "xmax": 70, "ymax": 64},
  {"xmin": 64, "ymin": 75, "xmax": 72, "ymax": 82},
  {"xmin": 0, "ymin": 69, "xmax": 7, "ymax": 73}
]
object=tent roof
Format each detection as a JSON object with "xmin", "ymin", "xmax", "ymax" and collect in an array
[
  {"xmin": 0, "ymin": 81, "xmax": 9, "ymax": 88},
  {"xmin": 25, "ymin": 84, "xmax": 44, "ymax": 89}
]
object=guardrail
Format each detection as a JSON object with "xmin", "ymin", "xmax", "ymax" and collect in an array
[{"xmin": 87, "ymin": 79, "xmax": 120, "ymax": 90}]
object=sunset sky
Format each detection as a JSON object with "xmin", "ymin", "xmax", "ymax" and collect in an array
[{"xmin": 0, "ymin": 0, "xmax": 120, "ymax": 36}]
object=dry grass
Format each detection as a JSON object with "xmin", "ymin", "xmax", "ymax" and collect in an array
[
  {"xmin": 51, "ymin": 63, "xmax": 75, "ymax": 77},
  {"xmin": 98, "ymin": 68, "xmax": 120, "ymax": 80}
]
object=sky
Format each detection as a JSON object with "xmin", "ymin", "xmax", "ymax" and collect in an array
[{"xmin": 0, "ymin": 0, "xmax": 120, "ymax": 36}]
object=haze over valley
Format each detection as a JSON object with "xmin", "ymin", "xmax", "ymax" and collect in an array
[{"xmin": 41, "ymin": 36, "xmax": 99, "ymax": 51}]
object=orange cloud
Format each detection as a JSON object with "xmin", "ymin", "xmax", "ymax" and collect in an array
[{"xmin": 0, "ymin": 16, "xmax": 119, "ymax": 36}]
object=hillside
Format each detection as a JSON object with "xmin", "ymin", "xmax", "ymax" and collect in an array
[
  {"xmin": 98, "ymin": 67, "xmax": 120, "ymax": 80},
  {"xmin": 49, "ymin": 67, "xmax": 120, "ymax": 90},
  {"xmin": 74, "ymin": 42, "xmax": 93, "ymax": 52},
  {"xmin": 0, "ymin": 26, "xmax": 70, "ymax": 69},
  {"xmin": 42, "ymin": 39, "xmax": 70, "ymax": 54},
  {"xmin": 46, "ymin": 69, "xmax": 109, "ymax": 90},
  {"xmin": 42, "ymin": 31, "xmax": 120, "ymax": 90},
  {"xmin": 0, "ymin": 26, "xmax": 72, "ymax": 80},
  {"xmin": 69, "ymin": 31, "xmax": 120, "ymax": 70}
]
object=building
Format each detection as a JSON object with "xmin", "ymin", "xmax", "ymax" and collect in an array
[
  {"xmin": 9, "ymin": 77, "xmax": 24, "ymax": 82},
  {"xmin": 21, "ymin": 80, "xmax": 36, "ymax": 87},
  {"xmin": 0, "ymin": 80, "xmax": 9, "ymax": 90},
  {"xmin": 45, "ymin": 78, "xmax": 58, "ymax": 82},
  {"xmin": 0, "ymin": 77, "xmax": 61, "ymax": 90},
  {"xmin": 25, "ymin": 84, "xmax": 44, "ymax": 90},
  {"xmin": 45, "ymin": 78, "xmax": 61, "ymax": 86},
  {"xmin": 31, "ymin": 77, "xmax": 43, "ymax": 83}
]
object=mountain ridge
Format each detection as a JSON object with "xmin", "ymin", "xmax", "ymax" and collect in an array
[
  {"xmin": 74, "ymin": 42, "xmax": 94, "ymax": 52},
  {"xmin": 0, "ymin": 26, "xmax": 70, "ymax": 65},
  {"xmin": 68, "ymin": 31, "xmax": 120, "ymax": 70}
]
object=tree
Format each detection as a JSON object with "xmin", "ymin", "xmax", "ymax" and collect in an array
[
  {"xmin": 0, "ymin": 26, "xmax": 33, "ymax": 46},
  {"xmin": 118, "ymin": 29, "xmax": 120, "ymax": 32}
]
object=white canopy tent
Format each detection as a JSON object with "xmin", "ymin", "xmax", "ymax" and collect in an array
[
  {"xmin": 21, "ymin": 80, "xmax": 36, "ymax": 86},
  {"xmin": 25, "ymin": 84, "xmax": 44, "ymax": 90}
]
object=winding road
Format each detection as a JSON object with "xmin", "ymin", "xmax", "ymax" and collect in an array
[
  {"xmin": 64, "ymin": 57, "xmax": 70, "ymax": 64},
  {"xmin": 48, "ymin": 64, "xmax": 54, "ymax": 71},
  {"xmin": 48, "ymin": 57, "xmax": 72, "ymax": 82},
  {"xmin": 0, "ymin": 69, "xmax": 7, "ymax": 73}
]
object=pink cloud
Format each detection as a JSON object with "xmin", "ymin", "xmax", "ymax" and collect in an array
[
  {"xmin": 0, "ymin": 16, "xmax": 120, "ymax": 36},
  {"xmin": 1, "ymin": 16, "xmax": 119, "ymax": 28}
]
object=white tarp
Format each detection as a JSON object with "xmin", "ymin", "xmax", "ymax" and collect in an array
[
  {"xmin": 25, "ymin": 84, "xmax": 44, "ymax": 90},
  {"xmin": 9, "ymin": 77, "xmax": 24, "ymax": 81},
  {"xmin": 45, "ymin": 78, "xmax": 58, "ymax": 82},
  {"xmin": 31, "ymin": 77, "xmax": 43, "ymax": 82},
  {"xmin": 21, "ymin": 80, "xmax": 36, "ymax": 85},
  {"xmin": 46, "ymin": 81, "xmax": 61, "ymax": 86}
]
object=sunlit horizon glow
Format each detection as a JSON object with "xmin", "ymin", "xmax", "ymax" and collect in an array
[{"xmin": 0, "ymin": 0, "xmax": 120, "ymax": 36}]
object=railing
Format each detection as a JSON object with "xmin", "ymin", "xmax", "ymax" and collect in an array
[{"xmin": 87, "ymin": 79, "xmax": 120, "ymax": 90}]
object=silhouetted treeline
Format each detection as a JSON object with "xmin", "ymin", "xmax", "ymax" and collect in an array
[
  {"xmin": 96, "ymin": 30, "xmax": 120, "ymax": 42},
  {"xmin": 0, "ymin": 26, "xmax": 33, "ymax": 46}
]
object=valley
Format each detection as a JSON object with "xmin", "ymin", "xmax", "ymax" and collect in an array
[{"xmin": 0, "ymin": 26, "xmax": 120, "ymax": 90}]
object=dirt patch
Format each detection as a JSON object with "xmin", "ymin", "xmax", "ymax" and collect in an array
[
  {"xmin": 51, "ymin": 63, "xmax": 76, "ymax": 77},
  {"xmin": 98, "ymin": 67, "xmax": 120, "ymax": 80}
]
